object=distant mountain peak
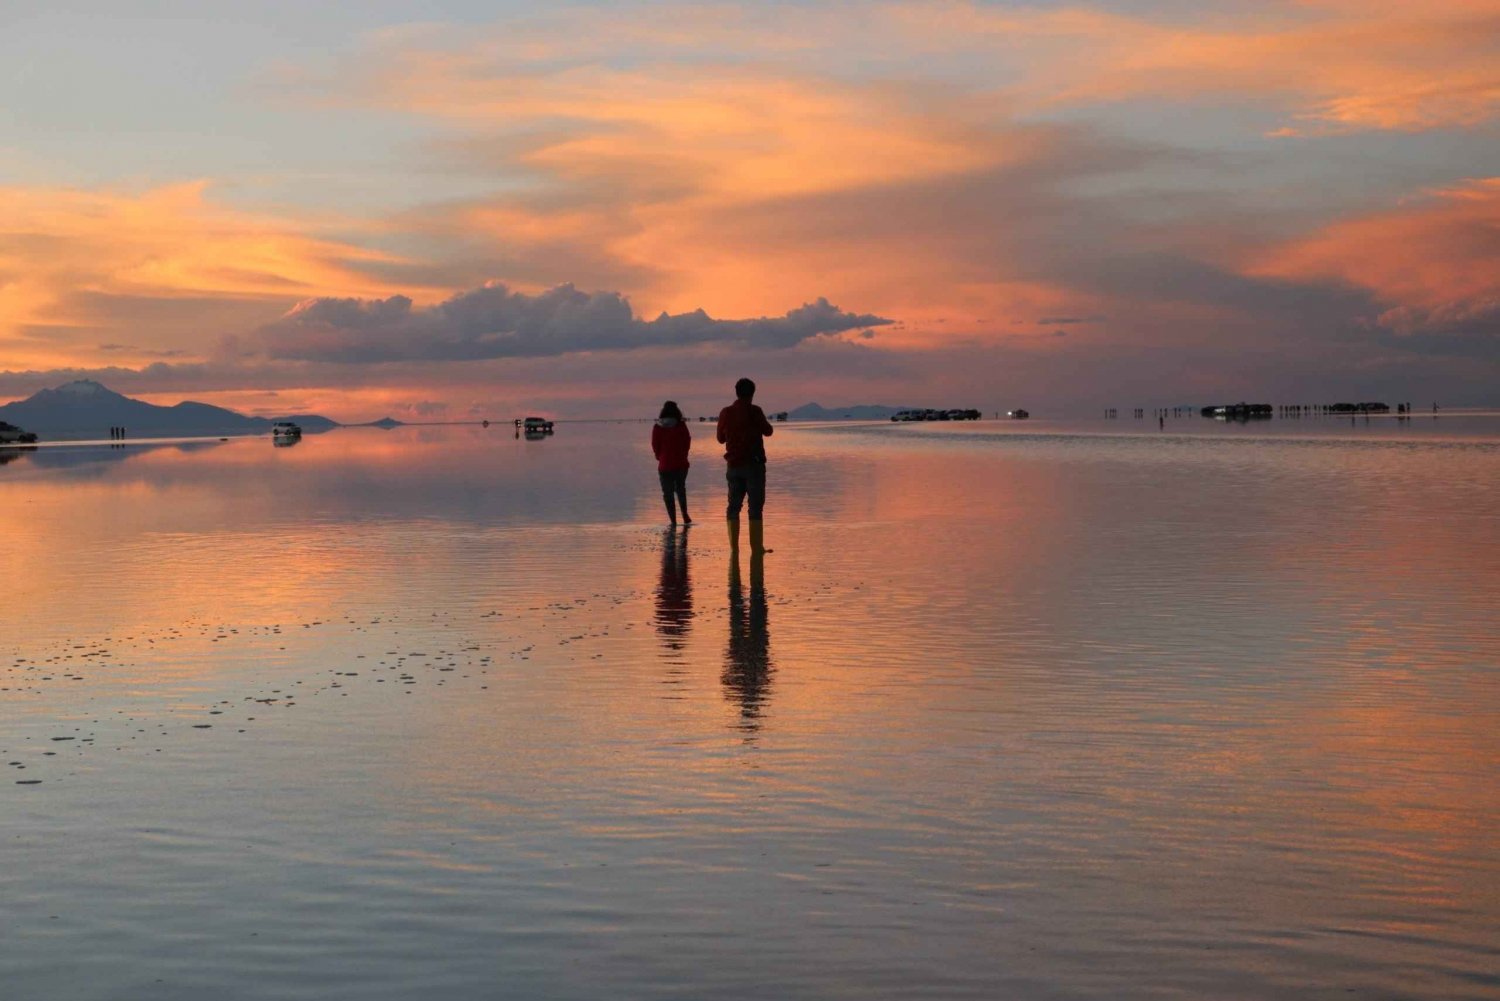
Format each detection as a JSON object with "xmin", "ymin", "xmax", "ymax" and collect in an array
[
  {"xmin": 0, "ymin": 380, "xmax": 338, "ymax": 435},
  {"xmin": 788, "ymin": 401, "xmax": 904, "ymax": 420},
  {"xmin": 56, "ymin": 379, "xmax": 116, "ymax": 396}
]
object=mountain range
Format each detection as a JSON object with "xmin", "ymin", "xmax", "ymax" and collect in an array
[
  {"xmin": 0, "ymin": 380, "xmax": 342, "ymax": 435},
  {"xmin": 788, "ymin": 402, "xmax": 906, "ymax": 420}
]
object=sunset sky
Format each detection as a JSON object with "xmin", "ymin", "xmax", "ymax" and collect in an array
[{"xmin": 3, "ymin": 0, "xmax": 1497, "ymax": 420}]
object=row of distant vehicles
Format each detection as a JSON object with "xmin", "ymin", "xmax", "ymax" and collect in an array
[{"xmin": 891, "ymin": 408, "xmax": 984, "ymax": 422}]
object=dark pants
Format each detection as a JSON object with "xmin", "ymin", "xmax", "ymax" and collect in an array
[
  {"xmin": 659, "ymin": 468, "xmax": 689, "ymax": 521},
  {"xmin": 725, "ymin": 464, "xmax": 766, "ymax": 520}
]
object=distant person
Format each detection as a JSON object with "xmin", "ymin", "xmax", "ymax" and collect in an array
[
  {"xmin": 716, "ymin": 377, "xmax": 773, "ymax": 553},
  {"xmin": 652, "ymin": 400, "xmax": 692, "ymax": 526}
]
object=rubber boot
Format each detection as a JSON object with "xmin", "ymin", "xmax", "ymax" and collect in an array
[
  {"xmin": 727, "ymin": 517, "xmax": 740, "ymax": 552},
  {"xmin": 748, "ymin": 519, "xmax": 770, "ymax": 554}
]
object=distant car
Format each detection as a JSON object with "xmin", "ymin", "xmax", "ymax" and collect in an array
[
  {"xmin": 890, "ymin": 410, "xmax": 922, "ymax": 422},
  {"xmin": 944, "ymin": 409, "xmax": 969, "ymax": 420},
  {"xmin": 271, "ymin": 421, "xmax": 302, "ymax": 437}
]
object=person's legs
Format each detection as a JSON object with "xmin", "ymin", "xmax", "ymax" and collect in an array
[
  {"xmin": 745, "ymin": 465, "xmax": 769, "ymax": 553},
  {"xmin": 746, "ymin": 464, "xmax": 766, "ymax": 520},
  {"xmin": 674, "ymin": 469, "xmax": 691, "ymax": 523},
  {"xmin": 725, "ymin": 466, "xmax": 748, "ymax": 550},
  {"xmin": 659, "ymin": 470, "xmax": 678, "ymax": 523},
  {"xmin": 725, "ymin": 467, "xmax": 748, "ymax": 519}
]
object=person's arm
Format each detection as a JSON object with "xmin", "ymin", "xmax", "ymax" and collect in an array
[
  {"xmin": 757, "ymin": 407, "xmax": 774, "ymax": 436},
  {"xmin": 716, "ymin": 409, "xmax": 728, "ymax": 444},
  {"xmin": 652, "ymin": 424, "xmax": 663, "ymax": 459}
]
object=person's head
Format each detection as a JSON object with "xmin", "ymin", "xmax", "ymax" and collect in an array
[
  {"xmin": 659, "ymin": 400, "xmax": 683, "ymax": 421},
  {"xmin": 734, "ymin": 377, "xmax": 756, "ymax": 401}
]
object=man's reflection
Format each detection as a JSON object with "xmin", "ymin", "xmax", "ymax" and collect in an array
[
  {"xmin": 654, "ymin": 529, "xmax": 693, "ymax": 655},
  {"xmin": 723, "ymin": 549, "xmax": 773, "ymax": 732}
]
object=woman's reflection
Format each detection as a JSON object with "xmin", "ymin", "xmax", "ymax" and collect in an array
[
  {"xmin": 654, "ymin": 529, "xmax": 694, "ymax": 655},
  {"xmin": 723, "ymin": 549, "xmax": 773, "ymax": 732}
]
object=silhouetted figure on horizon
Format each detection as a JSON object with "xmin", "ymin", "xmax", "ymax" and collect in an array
[
  {"xmin": 716, "ymin": 377, "xmax": 773, "ymax": 554},
  {"xmin": 654, "ymin": 529, "xmax": 694, "ymax": 656},
  {"xmin": 652, "ymin": 400, "xmax": 692, "ymax": 526},
  {"xmin": 723, "ymin": 549, "xmax": 772, "ymax": 734}
]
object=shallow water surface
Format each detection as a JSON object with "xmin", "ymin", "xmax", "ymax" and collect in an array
[{"xmin": 3, "ymin": 419, "xmax": 1497, "ymax": 999}]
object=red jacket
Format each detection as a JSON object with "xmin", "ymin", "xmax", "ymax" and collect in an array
[
  {"xmin": 716, "ymin": 399, "xmax": 773, "ymax": 465},
  {"xmin": 652, "ymin": 420, "xmax": 691, "ymax": 472}
]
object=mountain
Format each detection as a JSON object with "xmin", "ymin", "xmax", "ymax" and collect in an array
[
  {"xmin": 0, "ymin": 380, "xmax": 339, "ymax": 435},
  {"xmin": 787, "ymin": 402, "xmax": 906, "ymax": 420}
]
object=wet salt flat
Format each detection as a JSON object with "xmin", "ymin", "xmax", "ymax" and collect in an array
[{"xmin": 3, "ymin": 417, "xmax": 1498, "ymax": 1000}]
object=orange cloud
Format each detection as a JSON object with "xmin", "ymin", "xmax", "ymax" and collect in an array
[
  {"xmin": 0, "ymin": 182, "xmax": 413, "ymax": 369},
  {"xmin": 284, "ymin": 1, "xmax": 1497, "ymax": 336},
  {"xmin": 6, "ymin": 2, "xmax": 1495, "ymax": 414},
  {"xmin": 341, "ymin": 3, "xmax": 1500, "ymax": 139},
  {"xmin": 1248, "ymin": 178, "xmax": 1500, "ymax": 335},
  {"xmin": 897, "ymin": 1, "xmax": 1500, "ymax": 134}
]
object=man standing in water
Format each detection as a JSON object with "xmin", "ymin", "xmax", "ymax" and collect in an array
[{"xmin": 717, "ymin": 377, "xmax": 774, "ymax": 554}]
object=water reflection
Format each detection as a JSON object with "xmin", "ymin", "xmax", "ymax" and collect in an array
[
  {"xmin": 2, "ymin": 421, "xmax": 1498, "ymax": 999},
  {"xmin": 653, "ymin": 529, "xmax": 693, "ymax": 655},
  {"xmin": 723, "ymin": 549, "xmax": 773, "ymax": 732}
]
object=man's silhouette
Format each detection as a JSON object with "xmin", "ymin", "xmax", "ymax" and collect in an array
[{"xmin": 716, "ymin": 377, "xmax": 773, "ymax": 554}]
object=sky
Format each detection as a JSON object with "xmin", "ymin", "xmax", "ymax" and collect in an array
[{"xmin": 2, "ymin": 0, "xmax": 1497, "ymax": 420}]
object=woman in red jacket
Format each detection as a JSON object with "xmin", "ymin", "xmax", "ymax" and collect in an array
[{"xmin": 652, "ymin": 400, "xmax": 693, "ymax": 525}]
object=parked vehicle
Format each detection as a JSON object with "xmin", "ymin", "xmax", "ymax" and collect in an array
[
  {"xmin": 891, "ymin": 408, "xmax": 982, "ymax": 422},
  {"xmin": 271, "ymin": 421, "xmax": 302, "ymax": 437},
  {"xmin": 1200, "ymin": 403, "xmax": 1272, "ymax": 420},
  {"xmin": 516, "ymin": 417, "xmax": 554, "ymax": 433}
]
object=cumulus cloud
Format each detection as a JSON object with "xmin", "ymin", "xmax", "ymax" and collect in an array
[{"xmin": 233, "ymin": 282, "xmax": 891, "ymax": 363}]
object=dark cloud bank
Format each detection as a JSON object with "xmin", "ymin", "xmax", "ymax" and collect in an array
[{"xmin": 229, "ymin": 282, "xmax": 891, "ymax": 363}]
